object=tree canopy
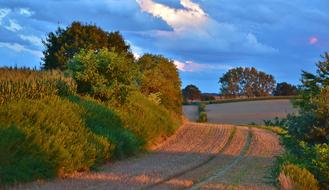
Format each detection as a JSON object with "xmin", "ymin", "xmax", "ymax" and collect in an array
[
  {"xmin": 42, "ymin": 21, "xmax": 133, "ymax": 70},
  {"xmin": 182, "ymin": 84, "xmax": 202, "ymax": 102},
  {"xmin": 274, "ymin": 82, "xmax": 297, "ymax": 96},
  {"xmin": 219, "ymin": 67, "xmax": 276, "ymax": 97},
  {"xmin": 67, "ymin": 48, "xmax": 137, "ymax": 104},
  {"xmin": 137, "ymin": 54, "xmax": 182, "ymax": 115}
]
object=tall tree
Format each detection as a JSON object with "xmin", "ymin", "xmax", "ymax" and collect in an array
[
  {"xmin": 42, "ymin": 21, "xmax": 133, "ymax": 70},
  {"xmin": 137, "ymin": 54, "xmax": 182, "ymax": 115},
  {"xmin": 182, "ymin": 85, "xmax": 202, "ymax": 102},
  {"xmin": 274, "ymin": 82, "xmax": 298, "ymax": 96},
  {"xmin": 219, "ymin": 67, "xmax": 276, "ymax": 97}
]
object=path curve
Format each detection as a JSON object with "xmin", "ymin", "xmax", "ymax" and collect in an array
[{"xmin": 10, "ymin": 123, "xmax": 282, "ymax": 190}]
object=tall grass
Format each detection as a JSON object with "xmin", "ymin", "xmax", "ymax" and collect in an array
[
  {"xmin": 0, "ymin": 68, "xmax": 76, "ymax": 104},
  {"xmin": 112, "ymin": 91, "xmax": 180, "ymax": 146},
  {"xmin": 0, "ymin": 96, "xmax": 112, "ymax": 185}
]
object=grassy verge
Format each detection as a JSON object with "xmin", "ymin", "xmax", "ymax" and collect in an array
[{"xmin": 251, "ymin": 125, "xmax": 327, "ymax": 189}]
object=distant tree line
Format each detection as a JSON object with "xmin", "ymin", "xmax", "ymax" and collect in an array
[{"xmin": 182, "ymin": 68, "xmax": 297, "ymax": 102}]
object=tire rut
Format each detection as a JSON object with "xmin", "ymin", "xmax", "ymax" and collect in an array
[{"xmin": 142, "ymin": 126, "xmax": 237, "ymax": 190}]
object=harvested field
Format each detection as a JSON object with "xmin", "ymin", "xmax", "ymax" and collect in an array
[
  {"xmin": 9, "ymin": 123, "xmax": 281, "ymax": 190},
  {"xmin": 205, "ymin": 99, "xmax": 298, "ymax": 125}
]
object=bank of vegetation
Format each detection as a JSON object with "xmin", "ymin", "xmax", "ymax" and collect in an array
[
  {"xmin": 264, "ymin": 53, "xmax": 329, "ymax": 190},
  {"xmin": 0, "ymin": 22, "xmax": 182, "ymax": 186}
]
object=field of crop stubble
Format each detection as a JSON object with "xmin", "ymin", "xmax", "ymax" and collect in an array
[{"xmin": 184, "ymin": 99, "xmax": 298, "ymax": 125}]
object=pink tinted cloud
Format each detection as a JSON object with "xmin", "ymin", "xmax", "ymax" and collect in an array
[{"xmin": 309, "ymin": 36, "xmax": 318, "ymax": 45}]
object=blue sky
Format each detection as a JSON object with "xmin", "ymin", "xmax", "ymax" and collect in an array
[{"xmin": 0, "ymin": 0, "xmax": 328, "ymax": 92}]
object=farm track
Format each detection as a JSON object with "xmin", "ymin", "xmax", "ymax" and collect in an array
[{"xmin": 9, "ymin": 123, "xmax": 281, "ymax": 190}]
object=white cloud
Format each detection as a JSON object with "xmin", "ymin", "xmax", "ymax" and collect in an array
[
  {"xmin": 136, "ymin": 0, "xmax": 277, "ymax": 56},
  {"xmin": 19, "ymin": 8, "xmax": 34, "ymax": 17},
  {"xmin": 19, "ymin": 35, "xmax": 42, "ymax": 46},
  {"xmin": 5, "ymin": 19, "xmax": 23, "ymax": 32},
  {"xmin": 174, "ymin": 60, "xmax": 232, "ymax": 72},
  {"xmin": 136, "ymin": 0, "xmax": 207, "ymax": 32},
  {"xmin": 0, "ymin": 42, "xmax": 42, "ymax": 57},
  {"xmin": 0, "ymin": 8, "xmax": 10, "ymax": 25}
]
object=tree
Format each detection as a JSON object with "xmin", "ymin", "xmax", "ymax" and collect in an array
[
  {"xmin": 288, "ymin": 53, "xmax": 329, "ymax": 143},
  {"xmin": 182, "ymin": 85, "xmax": 202, "ymax": 102},
  {"xmin": 137, "ymin": 54, "xmax": 182, "ymax": 115},
  {"xmin": 67, "ymin": 48, "xmax": 138, "ymax": 105},
  {"xmin": 274, "ymin": 82, "xmax": 298, "ymax": 96},
  {"xmin": 42, "ymin": 22, "xmax": 133, "ymax": 70},
  {"xmin": 219, "ymin": 67, "xmax": 276, "ymax": 97}
]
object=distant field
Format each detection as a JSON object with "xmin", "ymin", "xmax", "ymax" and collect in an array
[{"xmin": 183, "ymin": 99, "xmax": 298, "ymax": 125}]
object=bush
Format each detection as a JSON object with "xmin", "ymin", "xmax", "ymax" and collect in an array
[
  {"xmin": 67, "ymin": 48, "xmax": 138, "ymax": 105},
  {"xmin": 314, "ymin": 144, "xmax": 329, "ymax": 188},
  {"xmin": 197, "ymin": 103, "xmax": 208, "ymax": 122},
  {"xmin": 279, "ymin": 164, "xmax": 319, "ymax": 190},
  {"xmin": 198, "ymin": 112, "xmax": 208, "ymax": 122},
  {"xmin": 111, "ymin": 92, "xmax": 180, "ymax": 146},
  {"xmin": 0, "ymin": 68, "xmax": 76, "ymax": 105},
  {"xmin": 0, "ymin": 96, "xmax": 112, "ymax": 185}
]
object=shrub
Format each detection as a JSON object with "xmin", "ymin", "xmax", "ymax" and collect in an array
[
  {"xmin": 112, "ymin": 92, "xmax": 180, "ymax": 146},
  {"xmin": 197, "ymin": 103, "xmax": 208, "ymax": 122},
  {"xmin": 314, "ymin": 144, "xmax": 329, "ymax": 188},
  {"xmin": 67, "ymin": 48, "xmax": 138, "ymax": 105},
  {"xmin": 0, "ymin": 68, "xmax": 76, "ymax": 105},
  {"xmin": 0, "ymin": 96, "xmax": 112, "ymax": 185},
  {"xmin": 279, "ymin": 164, "xmax": 319, "ymax": 190},
  {"xmin": 198, "ymin": 112, "xmax": 208, "ymax": 122}
]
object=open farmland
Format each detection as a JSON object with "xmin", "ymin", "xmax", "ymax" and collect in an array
[
  {"xmin": 9, "ymin": 123, "xmax": 281, "ymax": 190},
  {"xmin": 205, "ymin": 99, "xmax": 298, "ymax": 125}
]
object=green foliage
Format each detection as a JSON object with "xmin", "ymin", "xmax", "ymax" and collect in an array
[
  {"xmin": 219, "ymin": 67, "xmax": 276, "ymax": 97},
  {"xmin": 264, "ymin": 116, "xmax": 289, "ymax": 127},
  {"xmin": 0, "ymin": 96, "xmax": 112, "ymax": 185},
  {"xmin": 280, "ymin": 164, "xmax": 319, "ymax": 190},
  {"xmin": 182, "ymin": 84, "xmax": 202, "ymax": 102},
  {"xmin": 68, "ymin": 48, "xmax": 138, "ymax": 105},
  {"xmin": 0, "ymin": 125, "xmax": 55, "ymax": 185},
  {"xmin": 68, "ymin": 95, "xmax": 142, "ymax": 158},
  {"xmin": 314, "ymin": 144, "xmax": 329, "ymax": 187},
  {"xmin": 273, "ymin": 135, "xmax": 329, "ymax": 189},
  {"xmin": 112, "ymin": 92, "xmax": 180, "ymax": 145},
  {"xmin": 197, "ymin": 103, "xmax": 208, "ymax": 122},
  {"xmin": 0, "ymin": 68, "xmax": 76, "ymax": 105},
  {"xmin": 42, "ymin": 21, "xmax": 133, "ymax": 70},
  {"xmin": 137, "ymin": 54, "xmax": 183, "ymax": 116},
  {"xmin": 274, "ymin": 82, "xmax": 298, "ymax": 96}
]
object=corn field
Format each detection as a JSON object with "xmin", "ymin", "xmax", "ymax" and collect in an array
[{"xmin": 0, "ymin": 68, "xmax": 76, "ymax": 105}]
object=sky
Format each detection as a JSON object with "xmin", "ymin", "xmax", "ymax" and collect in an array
[{"xmin": 0, "ymin": 0, "xmax": 328, "ymax": 93}]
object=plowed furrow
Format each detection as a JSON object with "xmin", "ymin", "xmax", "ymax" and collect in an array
[{"xmin": 198, "ymin": 128, "xmax": 282, "ymax": 190}]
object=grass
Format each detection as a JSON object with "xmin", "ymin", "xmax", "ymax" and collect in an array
[{"xmin": 0, "ymin": 96, "xmax": 112, "ymax": 185}]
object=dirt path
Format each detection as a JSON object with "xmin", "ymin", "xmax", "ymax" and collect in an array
[{"xmin": 10, "ymin": 123, "xmax": 282, "ymax": 190}]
